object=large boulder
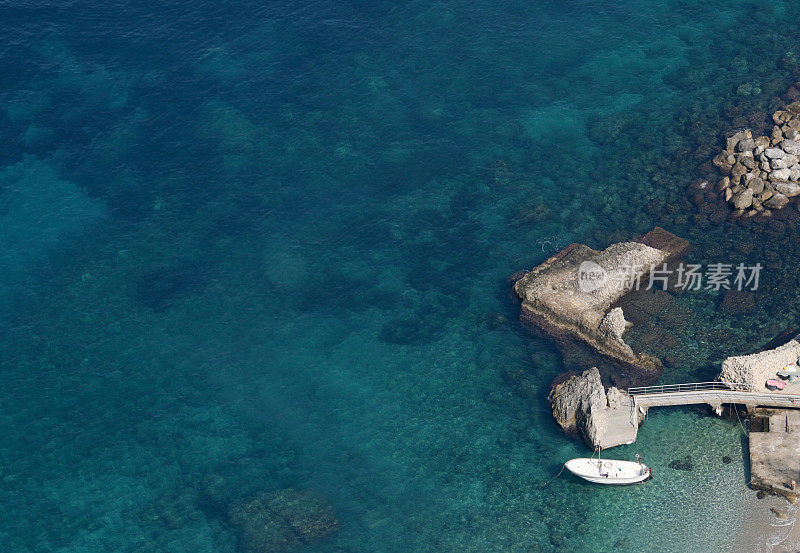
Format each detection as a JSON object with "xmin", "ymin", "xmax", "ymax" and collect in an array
[
  {"xmin": 771, "ymin": 168, "xmax": 792, "ymax": 181},
  {"xmin": 781, "ymin": 140, "xmax": 800, "ymax": 155},
  {"xmin": 228, "ymin": 489, "xmax": 338, "ymax": 553},
  {"xmin": 549, "ymin": 367, "xmax": 606, "ymax": 435},
  {"xmin": 765, "ymin": 147, "xmax": 787, "ymax": 159},
  {"xmin": 598, "ymin": 307, "xmax": 630, "ymax": 343},
  {"xmin": 513, "ymin": 228, "xmax": 689, "ymax": 387},
  {"xmin": 549, "ymin": 367, "xmax": 637, "ymax": 449},
  {"xmin": 731, "ymin": 188, "xmax": 754, "ymax": 209},
  {"xmin": 764, "ymin": 193, "xmax": 789, "ymax": 209},
  {"xmin": 776, "ymin": 181, "xmax": 800, "ymax": 198}
]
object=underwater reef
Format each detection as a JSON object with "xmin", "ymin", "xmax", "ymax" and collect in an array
[{"xmin": 226, "ymin": 489, "xmax": 338, "ymax": 553}]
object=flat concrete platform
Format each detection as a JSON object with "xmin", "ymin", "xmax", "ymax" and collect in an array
[
  {"xmin": 599, "ymin": 397, "xmax": 639, "ymax": 450},
  {"xmin": 750, "ymin": 409, "xmax": 800, "ymax": 497},
  {"xmin": 767, "ymin": 410, "xmax": 800, "ymax": 433}
]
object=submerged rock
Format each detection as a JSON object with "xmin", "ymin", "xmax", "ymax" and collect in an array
[
  {"xmin": 668, "ymin": 455, "xmax": 693, "ymax": 471},
  {"xmin": 513, "ymin": 227, "xmax": 689, "ymax": 387},
  {"xmin": 227, "ymin": 489, "xmax": 338, "ymax": 553},
  {"xmin": 717, "ymin": 290, "xmax": 756, "ymax": 316}
]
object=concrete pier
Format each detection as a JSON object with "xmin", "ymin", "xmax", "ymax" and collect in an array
[
  {"xmin": 598, "ymin": 395, "xmax": 638, "ymax": 450},
  {"xmin": 749, "ymin": 408, "xmax": 800, "ymax": 498}
]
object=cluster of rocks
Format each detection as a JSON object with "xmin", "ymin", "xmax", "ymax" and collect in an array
[
  {"xmin": 716, "ymin": 337, "xmax": 800, "ymax": 500},
  {"xmin": 713, "ymin": 104, "xmax": 800, "ymax": 217},
  {"xmin": 512, "ymin": 227, "xmax": 689, "ymax": 388}
]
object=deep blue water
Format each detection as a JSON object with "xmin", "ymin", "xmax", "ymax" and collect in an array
[{"xmin": 4, "ymin": 1, "xmax": 800, "ymax": 552}]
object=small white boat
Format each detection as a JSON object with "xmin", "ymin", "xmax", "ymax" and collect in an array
[{"xmin": 565, "ymin": 457, "xmax": 651, "ymax": 485}]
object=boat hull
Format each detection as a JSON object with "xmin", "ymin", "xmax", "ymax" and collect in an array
[{"xmin": 565, "ymin": 458, "xmax": 651, "ymax": 485}]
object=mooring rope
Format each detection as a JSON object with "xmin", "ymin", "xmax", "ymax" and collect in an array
[
  {"xmin": 733, "ymin": 403, "xmax": 749, "ymax": 436},
  {"xmin": 540, "ymin": 463, "xmax": 566, "ymax": 487},
  {"xmin": 541, "ymin": 447, "xmax": 601, "ymax": 487}
]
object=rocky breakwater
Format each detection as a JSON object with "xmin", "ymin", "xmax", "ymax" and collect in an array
[
  {"xmin": 549, "ymin": 367, "xmax": 641, "ymax": 449},
  {"xmin": 512, "ymin": 227, "xmax": 690, "ymax": 388},
  {"xmin": 714, "ymin": 103, "xmax": 800, "ymax": 218}
]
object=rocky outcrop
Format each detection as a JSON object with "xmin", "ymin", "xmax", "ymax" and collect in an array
[
  {"xmin": 513, "ymin": 227, "xmax": 689, "ymax": 387},
  {"xmin": 550, "ymin": 367, "xmax": 606, "ymax": 435},
  {"xmin": 714, "ymin": 103, "xmax": 800, "ymax": 217},
  {"xmin": 597, "ymin": 307, "xmax": 631, "ymax": 344},
  {"xmin": 718, "ymin": 334, "xmax": 800, "ymax": 390},
  {"xmin": 549, "ymin": 367, "xmax": 638, "ymax": 449},
  {"xmin": 228, "ymin": 489, "xmax": 338, "ymax": 553}
]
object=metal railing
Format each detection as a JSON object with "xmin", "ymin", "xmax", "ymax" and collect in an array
[
  {"xmin": 628, "ymin": 381, "xmax": 751, "ymax": 395},
  {"xmin": 626, "ymin": 381, "xmax": 800, "ymax": 408}
]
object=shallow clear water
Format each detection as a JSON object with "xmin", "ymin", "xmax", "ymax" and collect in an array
[{"xmin": 3, "ymin": 1, "xmax": 800, "ymax": 551}]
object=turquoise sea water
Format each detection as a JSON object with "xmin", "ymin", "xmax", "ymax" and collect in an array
[{"xmin": 5, "ymin": 1, "xmax": 800, "ymax": 551}]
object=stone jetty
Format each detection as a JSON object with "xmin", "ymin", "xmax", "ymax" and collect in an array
[
  {"xmin": 749, "ymin": 408, "xmax": 800, "ymax": 499},
  {"xmin": 718, "ymin": 335, "xmax": 800, "ymax": 498}
]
